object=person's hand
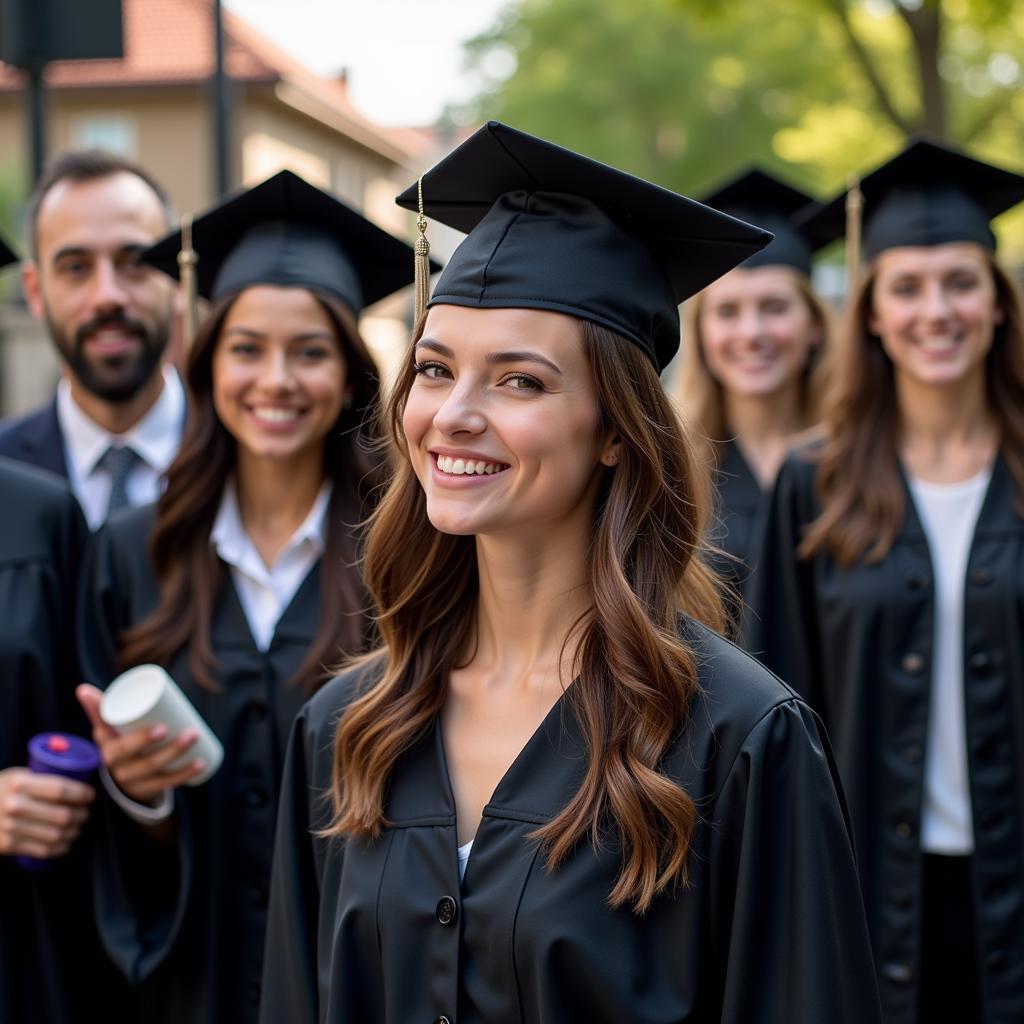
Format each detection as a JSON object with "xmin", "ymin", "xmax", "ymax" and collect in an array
[
  {"xmin": 0, "ymin": 767, "xmax": 94, "ymax": 859},
  {"xmin": 76, "ymin": 684, "xmax": 205, "ymax": 804}
]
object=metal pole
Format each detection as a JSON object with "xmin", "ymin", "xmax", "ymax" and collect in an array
[
  {"xmin": 24, "ymin": 60, "xmax": 47, "ymax": 184},
  {"xmin": 212, "ymin": 0, "xmax": 231, "ymax": 196}
]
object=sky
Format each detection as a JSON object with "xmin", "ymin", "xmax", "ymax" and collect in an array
[{"xmin": 226, "ymin": 0, "xmax": 512, "ymax": 126}]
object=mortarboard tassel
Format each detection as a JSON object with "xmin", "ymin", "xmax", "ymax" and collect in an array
[
  {"xmin": 845, "ymin": 173, "xmax": 863, "ymax": 295},
  {"xmin": 177, "ymin": 212, "xmax": 199, "ymax": 352},
  {"xmin": 414, "ymin": 175, "xmax": 431, "ymax": 325}
]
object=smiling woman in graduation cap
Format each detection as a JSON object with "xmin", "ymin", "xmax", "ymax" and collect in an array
[
  {"xmin": 746, "ymin": 139, "xmax": 1024, "ymax": 1024},
  {"xmin": 71, "ymin": 169, "xmax": 421, "ymax": 1024},
  {"xmin": 674, "ymin": 168, "xmax": 833, "ymax": 633},
  {"xmin": 259, "ymin": 122, "xmax": 882, "ymax": 1024}
]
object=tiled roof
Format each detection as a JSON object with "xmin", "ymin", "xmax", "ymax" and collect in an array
[{"xmin": 0, "ymin": 0, "xmax": 417, "ymax": 165}]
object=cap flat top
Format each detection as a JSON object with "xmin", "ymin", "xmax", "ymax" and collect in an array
[
  {"xmin": 143, "ymin": 169, "xmax": 430, "ymax": 311},
  {"xmin": 797, "ymin": 138, "xmax": 1024, "ymax": 258},
  {"xmin": 396, "ymin": 121, "xmax": 773, "ymax": 369}
]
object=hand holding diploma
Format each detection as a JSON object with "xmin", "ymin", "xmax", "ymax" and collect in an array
[{"xmin": 0, "ymin": 765, "xmax": 94, "ymax": 859}]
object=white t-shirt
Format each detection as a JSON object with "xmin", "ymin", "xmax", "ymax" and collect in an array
[
  {"xmin": 458, "ymin": 840, "xmax": 473, "ymax": 883},
  {"xmin": 908, "ymin": 466, "xmax": 992, "ymax": 855}
]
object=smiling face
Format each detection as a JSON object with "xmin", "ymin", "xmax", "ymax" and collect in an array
[
  {"xmin": 24, "ymin": 171, "xmax": 174, "ymax": 403},
  {"xmin": 697, "ymin": 264, "xmax": 821, "ymax": 399},
  {"xmin": 211, "ymin": 285, "xmax": 347, "ymax": 463},
  {"xmin": 868, "ymin": 242, "xmax": 1002, "ymax": 388},
  {"xmin": 402, "ymin": 305, "xmax": 617, "ymax": 538}
]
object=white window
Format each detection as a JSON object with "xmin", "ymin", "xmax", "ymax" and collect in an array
[{"xmin": 70, "ymin": 114, "xmax": 138, "ymax": 156}]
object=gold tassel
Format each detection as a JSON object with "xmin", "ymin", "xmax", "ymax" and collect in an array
[
  {"xmin": 845, "ymin": 173, "xmax": 863, "ymax": 297},
  {"xmin": 414, "ymin": 175, "xmax": 431, "ymax": 325},
  {"xmin": 176, "ymin": 212, "xmax": 199, "ymax": 352}
]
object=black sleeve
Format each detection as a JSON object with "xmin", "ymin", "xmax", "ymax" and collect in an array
[
  {"xmin": 259, "ymin": 704, "xmax": 333, "ymax": 1024},
  {"xmin": 709, "ymin": 699, "xmax": 882, "ymax": 1023},
  {"xmin": 77, "ymin": 520, "xmax": 186, "ymax": 985},
  {"xmin": 741, "ymin": 456, "xmax": 825, "ymax": 709}
]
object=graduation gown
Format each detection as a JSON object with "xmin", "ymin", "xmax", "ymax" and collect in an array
[
  {"xmin": 78, "ymin": 503, "xmax": 333, "ymax": 1024},
  {"xmin": 745, "ymin": 449, "xmax": 1024, "ymax": 1024},
  {"xmin": 260, "ymin": 617, "xmax": 883, "ymax": 1024},
  {"xmin": 707, "ymin": 440, "xmax": 764, "ymax": 635},
  {"xmin": 0, "ymin": 458, "xmax": 133, "ymax": 1023}
]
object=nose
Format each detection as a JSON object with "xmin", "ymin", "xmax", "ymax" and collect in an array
[
  {"xmin": 89, "ymin": 257, "xmax": 129, "ymax": 314},
  {"xmin": 257, "ymin": 348, "xmax": 297, "ymax": 392},
  {"xmin": 921, "ymin": 280, "xmax": 952, "ymax": 322},
  {"xmin": 431, "ymin": 378, "xmax": 487, "ymax": 437},
  {"xmin": 736, "ymin": 307, "xmax": 764, "ymax": 344}
]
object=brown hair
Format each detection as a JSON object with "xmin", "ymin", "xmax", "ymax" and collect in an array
[
  {"xmin": 326, "ymin": 316, "xmax": 725, "ymax": 913},
  {"xmin": 118, "ymin": 288, "xmax": 386, "ymax": 690},
  {"xmin": 27, "ymin": 149, "xmax": 174, "ymax": 257},
  {"xmin": 675, "ymin": 270, "xmax": 830, "ymax": 453},
  {"xmin": 800, "ymin": 254, "xmax": 1024, "ymax": 566}
]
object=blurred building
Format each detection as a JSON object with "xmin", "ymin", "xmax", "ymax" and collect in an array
[{"xmin": 0, "ymin": 0, "xmax": 442, "ymax": 413}]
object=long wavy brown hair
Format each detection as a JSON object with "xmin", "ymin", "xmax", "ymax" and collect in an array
[
  {"xmin": 326, "ymin": 315, "xmax": 725, "ymax": 914},
  {"xmin": 675, "ymin": 271, "xmax": 830, "ymax": 453},
  {"xmin": 118, "ymin": 288, "xmax": 386, "ymax": 690},
  {"xmin": 800, "ymin": 254, "xmax": 1024, "ymax": 566}
]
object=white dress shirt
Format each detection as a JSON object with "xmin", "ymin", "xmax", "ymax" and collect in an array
[
  {"xmin": 211, "ymin": 478, "xmax": 331, "ymax": 651},
  {"xmin": 56, "ymin": 365, "xmax": 185, "ymax": 529},
  {"xmin": 908, "ymin": 466, "xmax": 992, "ymax": 855}
]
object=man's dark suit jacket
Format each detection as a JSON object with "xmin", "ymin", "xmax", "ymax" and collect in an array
[{"xmin": 0, "ymin": 399, "xmax": 70, "ymax": 478}]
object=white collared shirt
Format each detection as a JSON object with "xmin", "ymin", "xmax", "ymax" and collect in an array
[
  {"xmin": 211, "ymin": 479, "xmax": 331, "ymax": 652},
  {"xmin": 56, "ymin": 365, "xmax": 185, "ymax": 529}
]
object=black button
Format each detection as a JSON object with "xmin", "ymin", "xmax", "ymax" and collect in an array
[
  {"xmin": 904, "ymin": 569, "xmax": 928, "ymax": 591},
  {"xmin": 972, "ymin": 735, "xmax": 998, "ymax": 760},
  {"xmin": 249, "ymin": 698, "xmax": 269, "ymax": 721},
  {"xmin": 986, "ymin": 951, "xmax": 1008, "ymax": 973},
  {"xmin": 436, "ymin": 895, "xmax": 458, "ymax": 926},
  {"xmin": 895, "ymin": 820, "xmax": 915, "ymax": 841},
  {"xmin": 881, "ymin": 962, "xmax": 913, "ymax": 984},
  {"xmin": 246, "ymin": 787, "xmax": 269, "ymax": 807},
  {"xmin": 981, "ymin": 809, "xmax": 1003, "ymax": 833},
  {"xmin": 901, "ymin": 652, "xmax": 926, "ymax": 676},
  {"xmin": 435, "ymin": 1018, "xmax": 452, "ymax": 1024},
  {"xmin": 968, "ymin": 651, "xmax": 993, "ymax": 675},
  {"xmin": 903, "ymin": 743, "xmax": 923, "ymax": 763},
  {"xmin": 889, "ymin": 889, "xmax": 912, "ymax": 910},
  {"xmin": 971, "ymin": 567, "xmax": 993, "ymax": 587}
]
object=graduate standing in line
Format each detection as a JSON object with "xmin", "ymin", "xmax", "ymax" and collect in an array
[
  {"xmin": 673, "ymin": 169, "xmax": 831, "ymax": 633},
  {"xmin": 0, "ymin": 234, "xmax": 136, "ymax": 1023},
  {"xmin": 73, "ymin": 170, "xmax": 422, "ymax": 1024},
  {"xmin": 260, "ymin": 122, "xmax": 882, "ymax": 1024},
  {"xmin": 746, "ymin": 140, "xmax": 1024, "ymax": 1024}
]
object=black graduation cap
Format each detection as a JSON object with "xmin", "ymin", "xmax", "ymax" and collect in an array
[
  {"xmin": 700, "ymin": 168, "xmax": 824, "ymax": 274},
  {"xmin": 0, "ymin": 233, "xmax": 19, "ymax": 268},
  {"xmin": 798, "ymin": 138, "xmax": 1024, "ymax": 262},
  {"xmin": 395, "ymin": 121, "xmax": 772, "ymax": 371},
  {"xmin": 143, "ymin": 169, "xmax": 433, "ymax": 313}
]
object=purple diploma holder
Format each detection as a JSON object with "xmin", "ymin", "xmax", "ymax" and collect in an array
[{"xmin": 16, "ymin": 733, "xmax": 101, "ymax": 871}]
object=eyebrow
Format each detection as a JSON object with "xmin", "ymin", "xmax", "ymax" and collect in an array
[
  {"xmin": 51, "ymin": 242, "xmax": 148, "ymax": 263},
  {"xmin": 416, "ymin": 337, "xmax": 563, "ymax": 375},
  {"xmin": 223, "ymin": 326, "xmax": 336, "ymax": 342}
]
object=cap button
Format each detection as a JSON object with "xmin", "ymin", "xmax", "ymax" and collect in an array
[{"xmin": 47, "ymin": 735, "xmax": 71, "ymax": 753}]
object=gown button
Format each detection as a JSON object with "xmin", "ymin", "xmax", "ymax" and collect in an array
[
  {"xmin": 971, "ymin": 567, "xmax": 993, "ymax": 587},
  {"xmin": 435, "ymin": 1017, "xmax": 452, "ymax": 1024},
  {"xmin": 900, "ymin": 652, "xmax": 926, "ymax": 676},
  {"xmin": 436, "ymin": 895, "xmax": 458, "ymax": 926},
  {"xmin": 881, "ymin": 962, "xmax": 913, "ymax": 984},
  {"xmin": 968, "ymin": 651, "xmax": 993, "ymax": 675},
  {"xmin": 904, "ymin": 569, "xmax": 928, "ymax": 591},
  {"xmin": 894, "ymin": 820, "xmax": 915, "ymax": 841},
  {"xmin": 246, "ymin": 786, "xmax": 269, "ymax": 807}
]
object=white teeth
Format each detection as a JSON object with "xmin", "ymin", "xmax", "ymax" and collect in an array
[
  {"xmin": 436, "ymin": 455, "xmax": 506, "ymax": 476},
  {"xmin": 253, "ymin": 407, "xmax": 299, "ymax": 423}
]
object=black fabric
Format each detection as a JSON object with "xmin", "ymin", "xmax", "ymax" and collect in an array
[
  {"xmin": 0, "ymin": 458, "xmax": 134, "ymax": 1023},
  {"xmin": 142, "ymin": 169, "xmax": 434, "ymax": 311},
  {"xmin": 0, "ymin": 233, "xmax": 17, "ymax": 266},
  {"xmin": 395, "ymin": 121, "xmax": 772, "ymax": 371},
  {"xmin": 259, "ymin": 619, "xmax": 882, "ymax": 1024},
  {"xmin": 707, "ymin": 439, "xmax": 765, "ymax": 637},
  {"xmin": 919, "ymin": 855, "xmax": 983, "ymax": 1024},
  {"xmin": 744, "ymin": 447, "xmax": 1024, "ymax": 1024},
  {"xmin": 78, "ymin": 503, "xmax": 348, "ymax": 1024},
  {"xmin": 798, "ymin": 138, "xmax": 1024, "ymax": 260},
  {"xmin": 0, "ymin": 399, "xmax": 71, "ymax": 479},
  {"xmin": 700, "ymin": 167, "xmax": 821, "ymax": 273}
]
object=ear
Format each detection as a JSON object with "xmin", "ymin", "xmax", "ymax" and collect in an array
[
  {"xmin": 600, "ymin": 435, "xmax": 621, "ymax": 467},
  {"xmin": 21, "ymin": 261, "xmax": 44, "ymax": 320}
]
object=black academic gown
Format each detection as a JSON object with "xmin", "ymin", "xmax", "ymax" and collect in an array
[
  {"xmin": 708, "ymin": 439, "xmax": 764, "ymax": 635},
  {"xmin": 260, "ymin": 618, "xmax": 883, "ymax": 1024},
  {"xmin": 78, "ymin": 503, "xmax": 333, "ymax": 1024},
  {"xmin": 745, "ymin": 448, "xmax": 1024, "ymax": 1024},
  {"xmin": 0, "ymin": 458, "xmax": 134, "ymax": 1024}
]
